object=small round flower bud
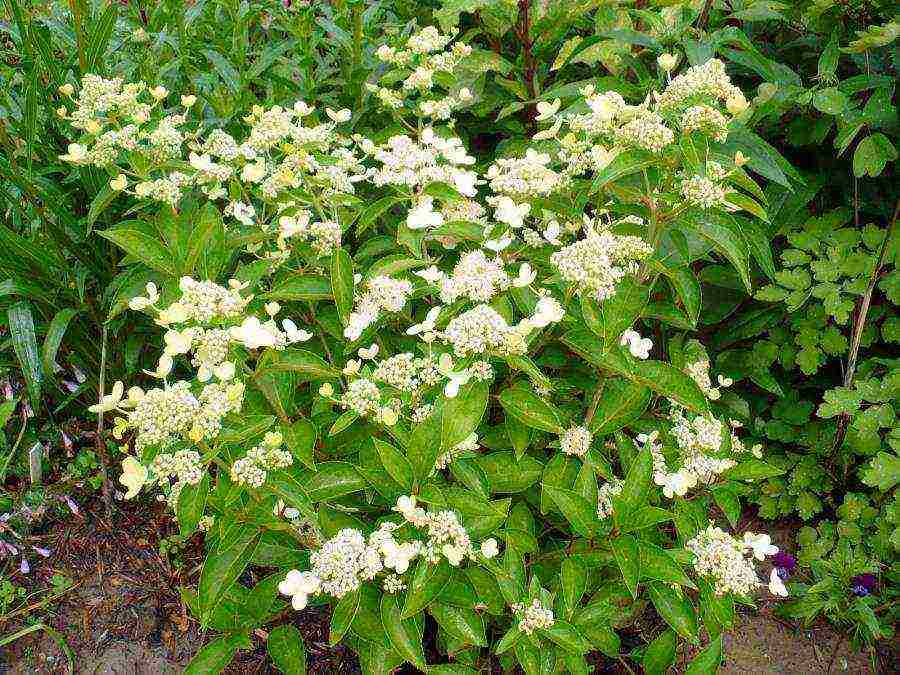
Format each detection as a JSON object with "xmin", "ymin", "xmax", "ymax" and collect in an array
[{"xmin": 657, "ymin": 53, "xmax": 677, "ymax": 72}]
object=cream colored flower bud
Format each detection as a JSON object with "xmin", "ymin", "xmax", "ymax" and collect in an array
[
  {"xmin": 85, "ymin": 119, "xmax": 102, "ymax": 134},
  {"xmin": 657, "ymin": 53, "xmax": 677, "ymax": 72},
  {"xmin": 734, "ymin": 151, "xmax": 749, "ymax": 167},
  {"xmin": 56, "ymin": 106, "xmax": 67, "ymax": 118},
  {"xmin": 726, "ymin": 94, "xmax": 749, "ymax": 115},
  {"xmin": 379, "ymin": 407, "xmax": 399, "ymax": 426},
  {"xmin": 319, "ymin": 383, "xmax": 334, "ymax": 397},
  {"xmin": 58, "ymin": 83, "xmax": 74, "ymax": 97},
  {"xmin": 150, "ymin": 85, "xmax": 169, "ymax": 100},
  {"xmin": 181, "ymin": 94, "xmax": 197, "ymax": 107},
  {"xmin": 109, "ymin": 174, "xmax": 127, "ymax": 191}
]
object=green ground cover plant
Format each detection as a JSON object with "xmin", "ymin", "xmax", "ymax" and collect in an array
[{"xmin": 0, "ymin": 0, "xmax": 896, "ymax": 672}]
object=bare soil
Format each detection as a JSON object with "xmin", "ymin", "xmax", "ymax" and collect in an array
[{"xmin": 0, "ymin": 496, "xmax": 893, "ymax": 674}]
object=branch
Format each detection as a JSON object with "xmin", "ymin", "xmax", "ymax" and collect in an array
[{"xmin": 831, "ymin": 199, "xmax": 900, "ymax": 453}]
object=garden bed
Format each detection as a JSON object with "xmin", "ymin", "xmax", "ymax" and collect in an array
[{"xmin": 1, "ymin": 494, "xmax": 890, "ymax": 673}]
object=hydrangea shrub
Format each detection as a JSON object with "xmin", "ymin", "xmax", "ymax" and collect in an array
[{"xmin": 66, "ymin": 25, "xmax": 789, "ymax": 674}]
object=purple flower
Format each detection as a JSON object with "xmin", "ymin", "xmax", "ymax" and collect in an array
[
  {"xmin": 773, "ymin": 551, "xmax": 796, "ymax": 571},
  {"xmin": 19, "ymin": 557, "xmax": 30, "ymax": 574},
  {"xmin": 850, "ymin": 573, "xmax": 876, "ymax": 597},
  {"xmin": 32, "ymin": 546, "xmax": 51, "ymax": 558}
]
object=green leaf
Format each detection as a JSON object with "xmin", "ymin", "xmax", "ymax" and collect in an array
[
  {"xmin": 283, "ymin": 419, "xmax": 317, "ymax": 471},
  {"xmin": 330, "ymin": 589, "xmax": 360, "ymax": 645},
  {"xmin": 563, "ymin": 332, "xmax": 710, "ymax": 414},
  {"xmin": 408, "ymin": 382, "xmax": 489, "ymax": 479},
  {"xmin": 543, "ymin": 485, "xmax": 595, "ymax": 537},
  {"xmin": 257, "ymin": 348, "xmax": 339, "ymax": 381},
  {"xmin": 475, "ymin": 452, "xmax": 544, "ymax": 493},
  {"xmin": 177, "ymin": 473, "xmax": 210, "ymax": 537},
  {"xmin": 185, "ymin": 203, "xmax": 226, "ymax": 274},
  {"xmin": 679, "ymin": 211, "xmax": 751, "ymax": 292},
  {"xmin": 860, "ymin": 452, "xmax": 900, "ymax": 491},
  {"xmin": 204, "ymin": 49, "xmax": 241, "ymax": 92},
  {"xmin": 516, "ymin": 640, "xmax": 541, "ymax": 675},
  {"xmin": 8, "ymin": 302, "xmax": 42, "ymax": 409},
  {"xmin": 268, "ymin": 625, "xmax": 307, "ymax": 674},
  {"xmin": 560, "ymin": 558, "xmax": 587, "ymax": 615},
  {"xmin": 852, "ymin": 133, "xmax": 897, "ymax": 178},
  {"xmin": 300, "ymin": 462, "xmax": 366, "ymax": 501},
  {"xmin": 356, "ymin": 195, "xmax": 405, "ymax": 236},
  {"xmin": 611, "ymin": 535, "xmax": 640, "ymax": 599},
  {"xmin": 812, "ymin": 87, "xmax": 848, "ymax": 115},
  {"xmin": 266, "ymin": 473, "xmax": 315, "ymax": 522},
  {"xmin": 499, "ymin": 385, "xmax": 565, "ymax": 433},
  {"xmin": 86, "ymin": 186, "xmax": 118, "ymax": 231},
  {"xmin": 381, "ymin": 593, "xmax": 426, "ymax": 669},
  {"xmin": 41, "ymin": 308, "xmax": 78, "ymax": 379},
  {"xmin": 684, "ymin": 636, "xmax": 722, "ymax": 674},
  {"xmin": 591, "ymin": 149, "xmax": 654, "ymax": 190},
  {"xmin": 642, "ymin": 629, "xmax": 677, "ymax": 675},
  {"xmin": 721, "ymin": 459, "xmax": 785, "ymax": 480},
  {"xmin": 619, "ymin": 506, "xmax": 672, "ymax": 533},
  {"xmin": 580, "ymin": 278, "xmax": 648, "ymax": 347},
  {"xmin": 265, "ymin": 275, "xmax": 333, "ymax": 301},
  {"xmin": 331, "ymin": 249, "xmax": 354, "ymax": 326},
  {"xmin": 373, "ymin": 438, "xmax": 414, "ymax": 491},
  {"xmin": 429, "ymin": 602, "xmax": 487, "ymax": 647},
  {"xmin": 198, "ymin": 524, "xmax": 260, "ymax": 623},
  {"xmin": 587, "ymin": 380, "xmax": 651, "ymax": 436},
  {"xmin": 712, "ymin": 486, "xmax": 741, "ymax": 528},
  {"xmin": 184, "ymin": 633, "xmax": 248, "ymax": 675},
  {"xmin": 402, "ymin": 559, "xmax": 453, "ymax": 618},
  {"xmin": 541, "ymin": 621, "xmax": 593, "ymax": 655},
  {"xmin": 639, "ymin": 542, "xmax": 695, "ymax": 588},
  {"xmin": 441, "ymin": 381, "xmax": 490, "ymax": 451},
  {"xmin": 100, "ymin": 227, "xmax": 177, "ymax": 277},
  {"xmin": 85, "ymin": 3, "xmax": 117, "ymax": 72},
  {"xmin": 648, "ymin": 583, "xmax": 698, "ymax": 640},
  {"xmin": 617, "ymin": 447, "xmax": 652, "ymax": 520}
]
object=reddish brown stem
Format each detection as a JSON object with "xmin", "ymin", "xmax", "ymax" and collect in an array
[{"xmin": 517, "ymin": 0, "xmax": 537, "ymax": 134}]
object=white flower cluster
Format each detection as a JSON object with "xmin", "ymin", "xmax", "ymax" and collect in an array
[
  {"xmin": 339, "ymin": 378, "xmax": 384, "ymax": 417},
  {"xmin": 655, "ymin": 58, "xmax": 745, "ymax": 114},
  {"xmin": 560, "ymin": 426, "xmax": 592, "ymax": 457},
  {"xmin": 372, "ymin": 353, "xmax": 439, "ymax": 393},
  {"xmin": 134, "ymin": 277, "xmax": 250, "ymax": 325},
  {"xmin": 685, "ymin": 359, "xmax": 723, "ymax": 400},
  {"xmin": 681, "ymin": 175, "xmax": 727, "ymax": 209},
  {"xmin": 620, "ymin": 328, "xmax": 653, "ymax": 359},
  {"xmin": 344, "ymin": 276, "xmax": 413, "ymax": 342},
  {"xmin": 60, "ymin": 75, "xmax": 364, "ymax": 265},
  {"xmin": 277, "ymin": 212, "xmax": 342, "ymax": 257},
  {"xmin": 280, "ymin": 495, "xmax": 497, "ymax": 611},
  {"xmin": 640, "ymin": 401, "xmax": 762, "ymax": 500},
  {"xmin": 230, "ymin": 431, "xmax": 293, "ymax": 488},
  {"xmin": 680, "ymin": 104, "xmax": 729, "ymax": 142},
  {"xmin": 369, "ymin": 131, "xmax": 477, "ymax": 199},
  {"xmin": 372, "ymin": 27, "xmax": 473, "ymax": 121},
  {"xmin": 550, "ymin": 225, "xmax": 653, "ymax": 302},
  {"xmin": 395, "ymin": 496, "xmax": 475, "ymax": 566},
  {"xmin": 150, "ymin": 449, "xmax": 204, "ymax": 507},
  {"xmin": 435, "ymin": 432, "xmax": 479, "ymax": 471},
  {"xmin": 439, "ymin": 250, "xmax": 511, "ymax": 303},
  {"xmin": 686, "ymin": 525, "xmax": 779, "ymax": 597},
  {"xmin": 486, "ymin": 149, "xmax": 562, "ymax": 197},
  {"xmin": 597, "ymin": 478, "xmax": 624, "ymax": 519},
  {"xmin": 511, "ymin": 599, "xmax": 555, "ymax": 635},
  {"xmin": 442, "ymin": 305, "xmax": 528, "ymax": 358}
]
